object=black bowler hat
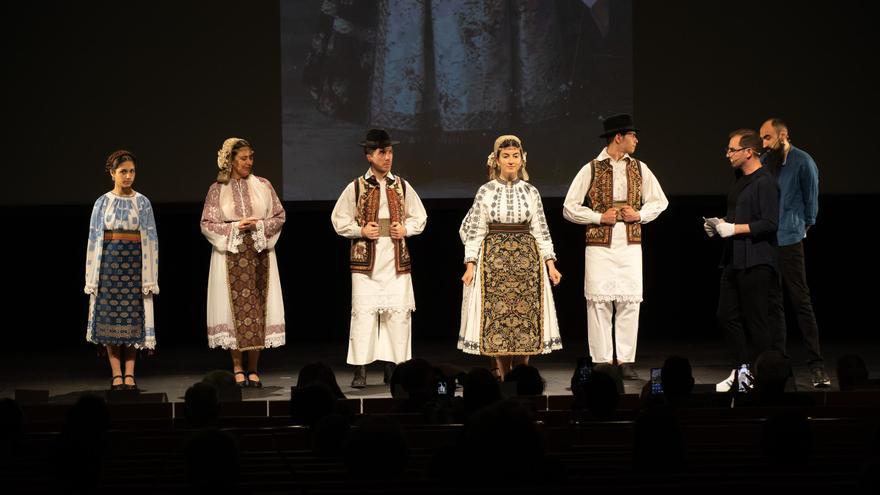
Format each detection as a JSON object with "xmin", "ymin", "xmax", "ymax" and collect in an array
[
  {"xmin": 358, "ymin": 128, "xmax": 400, "ymax": 148},
  {"xmin": 599, "ymin": 114, "xmax": 640, "ymax": 138}
]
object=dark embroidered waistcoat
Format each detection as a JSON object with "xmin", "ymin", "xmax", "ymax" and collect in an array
[
  {"xmin": 584, "ymin": 158, "xmax": 643, "ymax": 246},
  {"xmin": 350, "ymin": 175, "xmax": 412, "ymax": 274}
]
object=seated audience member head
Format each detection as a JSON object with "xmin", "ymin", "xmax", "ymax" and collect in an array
[
  {"xmin": 185, "ymin": 429, "xmax": 240, "ymax": 490},
  {"xmin": 184, "ymin": 381, "xmax": 220, "ymax": 428},
  {"xmin": 463, "ymin": 368, "xmax": 502, "ymax": 414},
  {"xmin": 661, "ymin": 356, "xmax": 695, "ymax": 401},
  {"xmin": 289, "ymin": 382, "xmax": 338, "ymax": 426},
  {"xmin": 0, "ymin": 398, "xmax": 24, "ymax": 461},
  {"xmin": 754, "ymin": 350, "xmax": 791, "ymax": 396},
  {"xmin": 345, "ymin": 416, "xmax": 408, "ymax": 478},
  {"xmin": 633, "ymin": 406, "xmax": 685, "ymax": 472},
  {"xmin": 0, "ymin": 398, "xmax": 24, "ymax": 442},
  {"xmin": 836, "ymin": 354, "xmax": 869, "ymax": 391},
  {"xmin": 574, "ymin": 367, "xmax": 620, "ymax": 420},
  {"xmin": 311, "ymin": 413, "xmax": 351, "ymax": 457},
  {"xmin": 462, "ymin": 399, "xmax": 543, "ymax": 483},
  {"xmin": 388, "ymin": 358, "xmax": 435, "ymax": 399},
  {"xmin": 201, "ymin": 369, "xmax": 238, "ymax": 399},
  {"xmin": 64, "ymin": 394, "xmax": 111, "ymax": 438},
  {"xmin": 504, "ymin": 364, "xmax": 545, "ymax": 396},
  {"xmin": 296, "ymin": 362, "xmax": 345, "ymax": 399}
]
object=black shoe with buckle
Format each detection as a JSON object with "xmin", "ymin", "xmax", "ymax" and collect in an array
[
  {"xmin": 234, "ymin": 371, "xmax": 248, "ymax": 388},
  {"xmin": 351, "ymin": 365, "xmax": 367, "ymax": 388},
  {"xmin": 123, "ymin": 374, "xmax": 138, "ymax": 391},
  {"xmin": 384, "ymin": 362, "xmax": 397, "ymax": 384},
  {"xmin": 110, "ymin": 375, "xmax": 124, "ymax": 391},
  {"xmin": 619, "ymin": 363, "xmax": 640, "ymax": 380},
  {"xmin": 811, "ymin": 367, "xmax": 831, "ymax": 388},
  {"xmin": 247, "ymin": 371, "xmax": 263, "ymax": 388}
]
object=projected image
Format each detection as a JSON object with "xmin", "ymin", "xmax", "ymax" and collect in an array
[{"xmin": 282, "ymin": 0, "xmax": 632, "ymax": 200}]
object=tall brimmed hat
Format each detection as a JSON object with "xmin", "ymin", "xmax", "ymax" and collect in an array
[
  {"xmin": 599, "ymin": 114, "xmax": 640, "ymax": 138},
  {"xmin": 358, "ymin": 128, "xmax": 400, "ymax": 148}
]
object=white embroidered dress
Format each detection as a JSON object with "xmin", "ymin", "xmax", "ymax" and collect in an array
[
  {"xmin": 85, "ymin": 192, "xmax": 159, "ymax": 349},
  {"xmin": 562, "ymin": 149, "xmax": 668, "ymax": 302},
  {"xmin": 458, "ymin": 179, "xmax": 562, "ymax": 355},
  {"xmin": 200, "ymin": 174, "xmax": 286, "ymax": 349}
]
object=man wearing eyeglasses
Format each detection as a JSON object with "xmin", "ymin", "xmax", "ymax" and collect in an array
[
  {"xmin": 759, "ymin": 118, "xmax": 828, "ymax": 388},
  {"xmin": 706, "ymin": 129, "xmax": 781, "ymax": 392},
  {"xmin": 563, "ymin": 114, "xmax": 669, "ymax": 380}
]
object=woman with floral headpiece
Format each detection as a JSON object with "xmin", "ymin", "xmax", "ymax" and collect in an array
[
  {"xmin": 458, "ymin": 135, "xmax": 563, "ymax": 379},
  {"xmin": 200, "ymin": 138, "xmax": 286, "ymax": 388},
  {"xmin": 85, "ymin": 150, "xmax": 159, "ymax": 390}
]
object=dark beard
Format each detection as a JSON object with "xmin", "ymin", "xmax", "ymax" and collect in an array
[{"xmin": 763, "ymin": 144, "xmax": 785, "ymax": 176}]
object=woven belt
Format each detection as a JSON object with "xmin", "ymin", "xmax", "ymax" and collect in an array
[
  {"xmin": 103, "ymin": 231, "xmax": 140, "ymax": 241},
  {"xmin": 377, "ymin": 218, "xmax": 391, "ymax": 237},
  {"xmin": 488, "ymin": 222, "xmax": 530, "ymax": 233}
]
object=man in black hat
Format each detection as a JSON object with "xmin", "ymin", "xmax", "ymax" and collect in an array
[
  {"xmin": 563, "ymin": 114, "xmax": 668, "ymax": 379},
  {"xmin": 331, "ymin": 129, "xmax": 428, "ymax": 388}
]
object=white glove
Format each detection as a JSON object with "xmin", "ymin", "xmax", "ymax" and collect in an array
[
  {"xmin": 703, "ymin": 220, "xmax": 716, "ymax": 237},
  {"xmin": 716, "ymin": 222, "xmax": 735, "ymax": 238}
]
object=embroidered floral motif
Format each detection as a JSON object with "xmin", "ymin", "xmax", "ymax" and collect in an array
[{"xmin": 479, "ymin": 231, "xmax": 544, "ymax": 355}]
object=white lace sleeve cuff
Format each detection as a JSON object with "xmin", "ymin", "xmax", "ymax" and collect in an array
[
  {"xmin": 227, "ymin": 223, "xmax": 243, "ymax": 253},
  {"xmin": 252, "ymin": 220, "xmax": 267, "ymax": 253}
]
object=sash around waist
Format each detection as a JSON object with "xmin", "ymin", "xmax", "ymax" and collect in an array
[
  {"xmin": 487, "ymin": 222, "xmax": 530, "ymax": 233},
  {"xmin": 103, "ymin": 230, "xmax": 141, "ymax": 241}
]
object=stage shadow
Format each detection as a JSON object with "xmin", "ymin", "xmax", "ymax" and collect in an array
[
  {"xmin": 242, "ymin": 385, "xmax": 285, "ymax": 399},
  {"xmin": 50, "ymin": 390, "xmax": 112, "ymax": 404}
]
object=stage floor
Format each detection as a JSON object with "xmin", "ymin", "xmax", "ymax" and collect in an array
[{"xmin": 2, "ymin": 337, "xmax": 877, "ymax": 403}]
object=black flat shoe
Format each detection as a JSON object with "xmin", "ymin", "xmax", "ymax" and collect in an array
[
  {"xmin": 123, "ymin": 374, "xmax": 138, "ymax": 390},
  {"xmin": 247, "ymin": 371, "xmax": 262, "ymax": 388},
  {"xmin": 234, "ymin": 371, "xmax": 248, "ymax": 388},
  {"xmin": 110, "ymin": 375, "xmax": 124, "ymax": 391}
]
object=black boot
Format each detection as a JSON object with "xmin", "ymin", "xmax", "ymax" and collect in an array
[
  {"xmin": 384, "ymin": 362, "xmax": 397, "ymax": 384},
  {"xmin": 351, "ymin": 365, "xmax": 367, "ymax": 388}
]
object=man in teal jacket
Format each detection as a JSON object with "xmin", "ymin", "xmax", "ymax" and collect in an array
[{"xmin": 760, "ymin": 118, "xmax": 829, "ymax": 388}]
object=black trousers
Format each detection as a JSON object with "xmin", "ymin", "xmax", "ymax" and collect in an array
[
  {"xmin": 717, "ymin": 265, "xmax": 785, "ymax": 368},
  {"xmin": 779, "ymin": 241, "xmax": 823, "ymax": 368}
]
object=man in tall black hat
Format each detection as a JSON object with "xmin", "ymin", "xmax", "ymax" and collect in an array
[
  {"xmin": 331, "ymin": 129, "xmax": 428, "ymax": 388},
  {"xmin": 563, "ymin": 114, "xmax": 668, "ymax": 379}
]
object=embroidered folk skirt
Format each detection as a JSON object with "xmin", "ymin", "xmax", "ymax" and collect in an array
[
  {"xmin": 475, "ymin": 224, "xmax": 545, "ymax": 355},
  {"xmin": 226, "ymin": 235, "xmax": 270, "ymax": 351},
  {"xmin": 92, "ymin": 231, "xmax": 145, "ymax": 346}
]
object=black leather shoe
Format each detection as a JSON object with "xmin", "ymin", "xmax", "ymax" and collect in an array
[
  {"xmin": 234, "ymin": 371, "xmax": 248, "ymax": 388},
  {"xmin": 811, "ymin": 367, "xmax": 831, "ymax": 388},
  {"xmin": 384, "ymin": 362, "xmax": 397, "ymax": 384},
  {"xmin": 247, "ymin": 371, "xmax": 263, "ymax": 388},
  {"xmin": 619, "ymin": 363, "xmax": 640, "ymax": 380},
  {"xmin": 351, "ymin": 365, "xmax": 367, "ymax": 388},
  {"xmin": 110, "ymin": 375, "xmax": 124, "ymax": 391},
  {"xmin": 123, "ymin": 374, "xmax": 138, "ymax": 391}
]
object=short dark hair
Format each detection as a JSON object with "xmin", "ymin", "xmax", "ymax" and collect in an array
[
  {"xmin": 766, "ymin": 117, "xmax": 788, "ymax": 134},
  {"xmin": 729, "ymin": 128, "xmax": 763, "ymax": 155}
]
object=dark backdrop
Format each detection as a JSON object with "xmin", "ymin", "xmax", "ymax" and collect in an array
[{"xmin": 3, "ymin": 1, "xmax": 877, "ymax": 352}]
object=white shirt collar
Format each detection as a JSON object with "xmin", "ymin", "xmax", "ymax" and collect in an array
[
  {"xmin": 597, "ymin": 147, "xmax": 631, "ymax": 163},
  {"xmin": 364, "ymin": 169, "xmax": 396, "ymax": 181}
]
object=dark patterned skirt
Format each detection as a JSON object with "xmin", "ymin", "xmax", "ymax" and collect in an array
[
  {"xmin": 479, "ymin": 224, "xmax": 544, "ymax": 355},
  {"xmin": 226, "ymin": 235, "xmax": 270, "ymax": 351},
  {"xmin": 92, "ymin": 232, "xmax": 145, "ymax": 346}
]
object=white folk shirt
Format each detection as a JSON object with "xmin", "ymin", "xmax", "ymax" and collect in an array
[
  {"xmin": 563, "ymin": 148, "xmax": 668, "ymax": 302},
  {"xmin": 330, "ymin": 170, "xmax": 428, "ymax": 316}
]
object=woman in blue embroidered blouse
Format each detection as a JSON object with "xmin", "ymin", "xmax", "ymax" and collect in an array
[{"xmin": 85, "ymin": 150, "xmax": 159, "ymax": 391}]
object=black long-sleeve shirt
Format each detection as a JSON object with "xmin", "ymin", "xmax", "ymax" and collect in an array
[{"xmin": 720, "ymin": 166, "xmax": 779, "ymax": 270}]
